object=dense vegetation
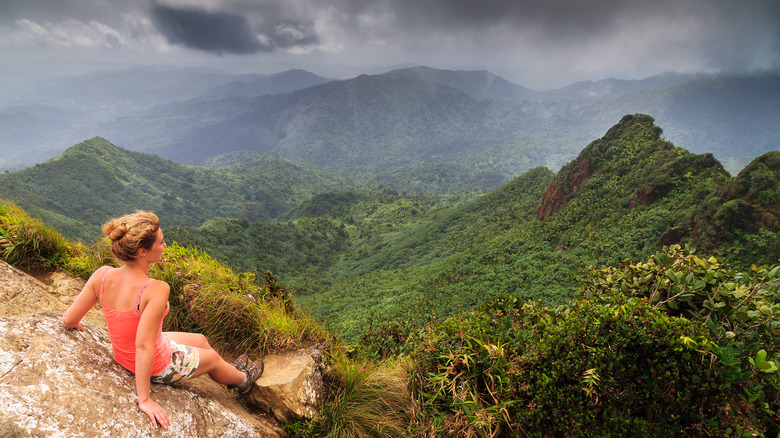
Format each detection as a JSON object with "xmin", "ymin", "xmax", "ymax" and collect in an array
[
  {"xmin": 2, "ymin": 200, "xmax": 778, "ymax": 436},
  {"xmin": 4, "ymin": 115, "xmax": 779, "ymax": 347},
  {"xmin": 165, "ymin": 115, "xmax": 780, "ymax": 343}
]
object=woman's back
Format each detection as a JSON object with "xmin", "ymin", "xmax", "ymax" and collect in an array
[
  {"xmin": 100, "ymin": 267, "xmax": 152, "ymax": 312},
  {"xmin": 98, "ymin": 266, "xmax": 171, "ymax": 374}
]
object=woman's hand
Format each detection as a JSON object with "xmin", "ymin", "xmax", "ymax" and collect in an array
[
  {"xmin": 65, "ymin": 321, "xmax": 84, "ymax": 331},
  {"xmin": 138, "ymin": 398, "xmax": 170, "ymax": 429}
]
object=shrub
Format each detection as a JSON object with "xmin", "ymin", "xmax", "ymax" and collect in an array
[
  {"xmin": 412, "ymin": 296, "xmax": 744, "ymax": 436},
  {"xmin": 410, "ymin": 297, "xmax": 547, "ymax": 437},
  {"xmin": 512, "ymin": 297, "xmax": 734, "ymax": 436},
  {"xmin": 580, "ymin": 245, "xmax": 780, "ymax": 436},
  {"xmin": 0, "ymin": 199, "xmax": 72, "ymax": 269}
]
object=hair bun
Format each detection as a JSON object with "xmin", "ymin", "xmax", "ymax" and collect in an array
[{"xmin": 108, "ymin": 222, "xmax": 129, "ymax": 241}]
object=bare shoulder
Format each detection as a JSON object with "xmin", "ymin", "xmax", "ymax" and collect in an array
[
  {"xmin": 144, "ymin": 279, "xmax": 171, "ymax": 301},
  {"xmin": 84, "ymin": 265, "xmax": 113, "ymax": 295},
  {"xmin": 87, "ymin": 265, "xmax": 113, "ymax": 282}
]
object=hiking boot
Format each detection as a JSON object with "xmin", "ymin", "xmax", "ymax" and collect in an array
[
  {"xmin": 230, "ymin": 354, "xmax": 249, "ymax": 371},
  {"xmin": 235, "ymin": 358, "xmax": 264, "ymax": 394}
]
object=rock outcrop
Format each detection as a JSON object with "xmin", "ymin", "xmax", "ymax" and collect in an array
[
  {"xmin": 245, "ymin": 349, "xmax": 325, "ymax": 423},
  {"xmin": 537, "ymin": 154, "xmax": 596, "ymax": 220},
  {"xmin": 0, "ymin": 261, "xmax": 325, "ymax": 437}
]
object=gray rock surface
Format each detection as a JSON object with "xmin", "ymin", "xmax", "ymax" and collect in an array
[{"xmin": 0, "ymin": 311, "xmax": 281, "ymax": 437}]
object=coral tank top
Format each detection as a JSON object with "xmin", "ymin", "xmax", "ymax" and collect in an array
[{"xmin": 98, "ymin": 268, "xmax": 171, "ymax": 375}]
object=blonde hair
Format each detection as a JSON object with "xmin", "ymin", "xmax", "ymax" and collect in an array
[{"xmin": 102, "ymin": 210, "xmax": 160, "ymax": 262}]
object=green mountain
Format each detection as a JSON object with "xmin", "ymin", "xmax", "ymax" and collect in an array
[
  {"xmin": 165, "ymin": 115, "xmax": 779, "ymax": 341},
  {"xmin": 7, "ymin": 66, "xmax": 777, "ymax": 187},
  {"xmin": 2, "ymin": 115, "xmax": 777, "ymax": 343},
  {"xmin": 107, "ymin": 72, "xmax": 594, "ymax": 190},
  {"xmin": 0, "ymin": 137, "xmax": 347, "ymax": 241},
  {"xmin": 96, "ymin": 68, "xmax": 780, "ymax": 192}
]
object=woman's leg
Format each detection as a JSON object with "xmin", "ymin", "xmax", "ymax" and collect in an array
[
  {"xmin": 164, "ymin": 332, "xmax": 214, "ymax": 350},
  {"xmin": 190, "ymin": 347, "xmax": 245, "ymax": 385}
]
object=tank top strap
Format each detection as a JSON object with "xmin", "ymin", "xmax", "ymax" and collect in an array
[
  {"xmin": 133, "ymin": 279, "xmax": 155, "ymax": 311},
  {"xmin": 98, "ymin": 267, "xmax": 112, "ymax": 303}
]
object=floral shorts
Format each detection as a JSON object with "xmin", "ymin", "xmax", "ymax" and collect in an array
[{"xmin": 150, "ymin": 335, "xmax": 200, "ymax": 385}]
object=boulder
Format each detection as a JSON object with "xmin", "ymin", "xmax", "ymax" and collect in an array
[{"xmin": 244, "ymin": 349, "xmax": 325, "ymax": 423}]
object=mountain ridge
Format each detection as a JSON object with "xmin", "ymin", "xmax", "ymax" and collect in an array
[
  {"xmin": 92, "ymin": 68, "xmax": 780, "ymax": 185},
  {"xmin": 0, "ymin": 137, "xmax": 348, "ymax": 241}
]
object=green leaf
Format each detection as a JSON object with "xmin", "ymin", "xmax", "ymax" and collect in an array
[{"xmin": 757, "ymin": 361, "xmax": 778, "ymax": 373}]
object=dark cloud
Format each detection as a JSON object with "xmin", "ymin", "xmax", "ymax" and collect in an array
[
  {"xmin": 150, "ymin": 3, "xmax": 319, "ymax": 54},
  {"xmin": 1, "ymin": 0, "xmax": 778, "ymax": 87},
  {"xmin": 151, "ymin": 3, "xmax": 269, "ymax": 54}
]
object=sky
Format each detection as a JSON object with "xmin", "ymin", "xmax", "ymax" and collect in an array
[{"xmin": 1, "ymin": 0, "xmax": 779, "ymax": 90}]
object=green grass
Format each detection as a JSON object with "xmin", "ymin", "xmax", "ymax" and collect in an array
[{"xmin": 301, "ymin": 354, "xmax": 416, "ymax": 438}]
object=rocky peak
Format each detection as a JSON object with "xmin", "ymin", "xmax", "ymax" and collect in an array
[{"xmin": 537, "ymin": 114, "xmax": 680, "ymax": 220}]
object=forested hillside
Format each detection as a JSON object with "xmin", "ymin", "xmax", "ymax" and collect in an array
[
  {"xmin": 164, "ymin": 115, "xmax": 779, "ymax": 341},
  {"xmin": 284, "ymin": 115, "xmax": 780, "ymax": 336},
  {"xmin": 2, "ymin": 115, "xmax": 778, "ymax": 344},
  {"xmin": 0, "ymin": 138, "xmax": 347, "ymax": 241}
]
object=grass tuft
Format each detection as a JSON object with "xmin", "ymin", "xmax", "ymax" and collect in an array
[{"xmin": 308, "ymin": 353, "xmax": 415, "ymax": 438}]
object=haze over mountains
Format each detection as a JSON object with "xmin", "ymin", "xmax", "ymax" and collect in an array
[{"xmin": 2, "ymin": 65, "xmax": 778, "ymax": 182}]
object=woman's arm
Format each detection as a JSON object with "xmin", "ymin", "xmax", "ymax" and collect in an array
[
  {"xmin": 62, "ymin": 266, "xmax": 109, "ymax": 330},
  {"xmin": 135, "ymin": 281, "xmax": 171, "ymax": 430}
]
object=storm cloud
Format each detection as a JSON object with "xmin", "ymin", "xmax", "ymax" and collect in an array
[
  {"xmin": 151, "ymin": 4, "xmax": 266, "ymax": 54},
  {"xmin": 150, "ymin": 3, "xmax": 318, "ymax": 54},
  {"xmin": 0, "ymin": 0, "xmax": 778, "ymax": 88}
]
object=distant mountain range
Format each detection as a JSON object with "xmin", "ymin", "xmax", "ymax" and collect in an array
[
  {"xmin": 0, "ymin": 68, "xmax": 331, "ymax": 168},
  {"xmin": 2, "ymin": 66, "xmax": 777, "ymax": 185}
]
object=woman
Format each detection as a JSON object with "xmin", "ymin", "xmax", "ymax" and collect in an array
[{"xmin": 62, "ymin": 210, "xmax": 263, "ymax": 430}]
